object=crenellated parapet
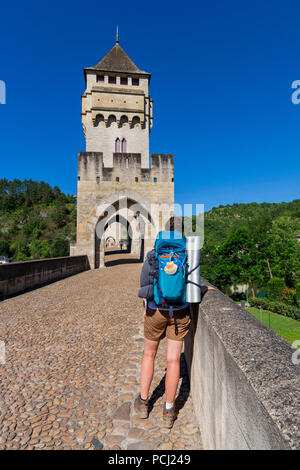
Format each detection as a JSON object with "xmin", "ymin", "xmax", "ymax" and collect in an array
[{"xmin": 78, "ymin": 152, "xmax": 174, "ymax": 184}]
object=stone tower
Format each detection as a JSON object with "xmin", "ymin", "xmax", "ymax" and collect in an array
[
  {"xmin": 82, "ymin": 37, "xmax": 152, "ymax": 168},
  {"xmin": 71, "ymin": 39, "xmax": 174, "ymax": 268}
]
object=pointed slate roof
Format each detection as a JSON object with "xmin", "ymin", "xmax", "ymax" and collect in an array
[{"xmin": 85, "ymin": 43, "xmax": 150, "ymax": 76}]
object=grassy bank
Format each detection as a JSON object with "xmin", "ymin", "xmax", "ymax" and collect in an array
[{"xmin": 246, "ymin": 307, "xmax": 300, "ymax": 344}]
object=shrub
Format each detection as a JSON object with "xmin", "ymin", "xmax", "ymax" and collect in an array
[
  {"xmin": 51, "ymin": 204, "xmax": 68, "ymax": 228},
  {"xmin": 10, "ymin": 239, "xmax": 30, "ymax": 260},
  {"xmin": 266, "ymin": 277, "xmax": 286, "ymax": 301},
  {"xmin": 29, "ymin": 240, "xmax": 51, "ymax": 259},
  {"xmin": 0, "ymin": 239, "xmax": 10, "ymax": 257},
  {"xmin": 248, "ymin": 297, "xmax": 300, "ymax": 321},
  {"xmin": 296, "ymin": 283, "xmax": 300, "ymax": 306},
  {"xmin": 230, "ymin": 291, "xmax": 246, "ymax": 302},
  {"xmin": 281, "ymin": 287, "xmax": 296, "ymax": 306},
  {"xmin": 50, "ymin": 237, "xmax": 69, "ymax": 258}
]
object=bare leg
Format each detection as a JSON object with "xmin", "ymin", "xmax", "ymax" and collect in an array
[
  {"xmin": 165, "ymin": 339, "xmax": 183, "ymax": 403},
  {"xmin": 140, "ymin": 338, "xmax": 160, "ymax": 400}
]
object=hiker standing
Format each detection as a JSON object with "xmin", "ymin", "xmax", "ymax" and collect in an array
[
  {"xmin": 134, "ymin": 231, "xmax": 193, "ymax": 428},
  {"xmin": 134, "ymin": 230, "xmax": 214, "ymax": 428}
]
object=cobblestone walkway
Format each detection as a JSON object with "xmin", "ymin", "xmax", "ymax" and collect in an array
[{"xmin": 0, "ymin": 252, "xmax": 202, "ymax": 450}]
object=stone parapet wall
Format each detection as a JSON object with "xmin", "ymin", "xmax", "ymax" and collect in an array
[
  {"xmin": 77, "ymin": 152, "xmax": 174, "ymax": 206},
  {"xmin": 78, "ymin": 152, "xmax": 174, "ymax": 182},
  {"xmin": 184, "ymin": 278, "xmax": 300, "ymax": 450},
  {"xmin": 0, "ymin": 256, "xmax": 90, "ymax": 299}
]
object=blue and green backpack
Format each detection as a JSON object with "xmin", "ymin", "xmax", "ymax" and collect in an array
[{"xmin": 153, "ymin": 231, "xmax": 187, "ymax": 317}]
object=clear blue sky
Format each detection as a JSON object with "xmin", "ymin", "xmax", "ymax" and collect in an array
[{"xmin": 0, "ymin": 0, "xmax": 299, "ymax": 211}]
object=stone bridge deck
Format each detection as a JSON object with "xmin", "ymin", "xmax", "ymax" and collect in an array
[{"xmin": 0, "ymin": 252, "xmax": 201, "ymax": 450}]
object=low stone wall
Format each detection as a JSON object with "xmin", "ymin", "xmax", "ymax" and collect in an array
[
  {"xmin": 0, "ymin": 256, "xmax": 90, "ymax": 299},
  {"xmin": 184, "ymin": 278, "xmax": 300, "ymax": 450}
]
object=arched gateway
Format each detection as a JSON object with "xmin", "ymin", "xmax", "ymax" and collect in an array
[{"xmin": 70, "ymin": 38, "xmax": 174, "ymax": 268}]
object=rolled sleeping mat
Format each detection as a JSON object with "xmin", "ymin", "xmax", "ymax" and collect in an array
[{"xmin": 186, "ymin": 236, "xmax": 201, "ymax": 303}]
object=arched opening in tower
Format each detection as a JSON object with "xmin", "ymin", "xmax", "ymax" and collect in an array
[
  {"xmin": 94, "ymin": 197, "xmax": 153, "ymax": 268},
  {"xmin": 104, "ymin": 214, "xmax": 132, "ymax": 254}
]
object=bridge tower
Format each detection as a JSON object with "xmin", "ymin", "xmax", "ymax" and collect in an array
[{"xmin": 71, "ymin": 38, "xmax": 174, "ymax": 268}]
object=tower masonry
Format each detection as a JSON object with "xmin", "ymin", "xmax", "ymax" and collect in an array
[
  {"xmin": 82, "ymin": 39, "xmax": 152, "ymax": 167},
  {"xmin": 71, "ymin": 39, "xmax": 175, "ymax": 268}
]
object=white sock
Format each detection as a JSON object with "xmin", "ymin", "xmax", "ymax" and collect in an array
[{"xmin": 166, "ymin": 401, "xmax": 174, "ymax": 410}]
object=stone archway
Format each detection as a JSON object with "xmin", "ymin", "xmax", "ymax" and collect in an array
[
  {"xmin": 72, "ymin": 189, "xmax": 174, "ymax": 269},
  {"xmin": 104, "ymin": 214, "xmax": 132, "ymax": 252},
  {"xmin": 92, "ymin": 192, "xmax": 156, "ymax": 268},
  {"xmin": 95, "ymin": 213, "xmax": 136, "ymax": 268},
  {"xmin": 105, "ymin": 236, "xmax": 116, "ymax": 248}
]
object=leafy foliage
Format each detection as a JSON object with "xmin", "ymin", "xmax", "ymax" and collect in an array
[
  {"xmin": 295, "ymin": 283, "xmax": 300, "ymax": 306},
  {"xmin": 266, "ymin": 277, "xmax": 286, "ymax": 301},
  {"xmin": 200, "ymin": 200, "xmax": 300, "ymax": 294},
  {"xmin": 0, "ymin": 179, "xmax": 76, "ymax": 261},
  {"xmin": 249, "ymin": 297, "xmax": 300, "ymax": 321},
  {"xmin": 281, "ymin": 287, "xmax": 297, "ymax": 306}
]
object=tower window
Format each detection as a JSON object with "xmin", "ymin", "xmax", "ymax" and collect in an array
[
  {"xmin": 154, "ymin": 177, "xmax": 157, "ymax": 183},
  {"xmin": 78, "ymin": 176, "xmax": 80, "ymax": 181},
  {"xmin": 121, "ymin": 77, "xmax": 128, "ymax": 85},
  {"xmin": 115, "ymin": 138, "xmax": 120, "ymax": 152},
  {"xmin": 135, "ymin": 177, "xmax": 138, "ymax": 182},
  {"xmin": 122, "ymin": 138, "xmax": 127, "ymax": 153},
  {"xmin": 97, "ymin": 75, "xmax": 104, "ymax": 82},
  {"xmin": 132, "ymin": 78, "xmax": 139, "ymax": 86},
  {"xmin": 109, "ymin": 76, "xmax": 116, "ymax": 84},
  {"xmin": 96, "ymin": 176, "xmax": 100, "ymax": 184},
  {"xmin": 116, "ymin": 177, "xmax": 120, "ymax": 182}
]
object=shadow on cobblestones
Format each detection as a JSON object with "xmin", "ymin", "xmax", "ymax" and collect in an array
[
  {"xmin": 105, "ymin": 258, "xmax": 141, "ymax": 267},
  {"xmin": 148, "ymin": 354, "xmax": 190, "ymax": 415}
]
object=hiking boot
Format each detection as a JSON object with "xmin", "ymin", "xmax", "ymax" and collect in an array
[
  {"xmin": 134, "ymin": 395, "xmax": 149, "ymax": 419},
  {"xmin": 163, "ymin": 403, "xmax": 177, "ymax": 428}
]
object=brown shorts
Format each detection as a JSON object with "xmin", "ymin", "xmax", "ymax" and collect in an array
[{"xmin": 144, "ymin": 306, "xmax": 191, "ymax": 342}]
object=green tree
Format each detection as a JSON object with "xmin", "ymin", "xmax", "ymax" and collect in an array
[
  {"xmin": 0, "ymin": 240, "xmax": 10, "ymax": 257},
  {"xmin": 281, "ymin": 287, "xmax": 297, "ymax": 306},
  {"xmin": 266, "ymin": 277, "xmax": 286, "ymax": 301},
  {"xmin": 212, "ymin": 227, "xmax": 260, "ymax": 290},
  {"xmin": 0, "ymin": 179, "xmax": 76, "ymax": 261},
  {"xmin": 267, "ymin": 220, "xmax": 300, "ymax": 286},
  {"xmin": 201, "ymin": 209, "xmax": 300, "ymax": 296},
  {"xmin": 10, "ymin": 238, "xmax": 30, "ymax": 260},
  {"xmin": 296, "ymin": 283, "xmax": 300, "ymax": 306},
  {"xmin": 22, "ymin": 216, "xmax": 46, "ymax": 237},
  {"xmin": 50, "ymin": 237, "xmax": 69, "ymax": 258},
  {"xmin": 29, "ymin": 240, "xmax": 52, "ymax": 259},
  {"xmin": 51, "ymin": 203, "xmax": 68, "ymax": 228}
]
